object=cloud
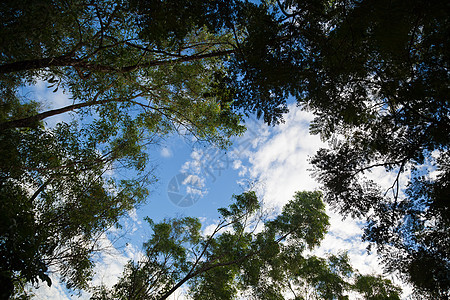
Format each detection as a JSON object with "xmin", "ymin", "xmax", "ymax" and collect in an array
[
  {"xmin": 128, "ymin": 208, "xmax": 140, "ymax": 223},
  {"xmin": 180, "ymin": 149, "xmax": 206, "ymax": 176},
  {"xmin": 28, "ymin": 80, "xmax": 75, "ymax": 128},
  {"xmin": 203, "ymin": 222, "xmax": 221, "ymax": 237},
  {"xmin": 242, "ymin": 106, "xmax": 324, "ymax": 209},
  {"xmin": 160, "ymin": 147, "xmax": 173, "ymax": 158},
  {"xmin": 90, "ymin": 234, "xmax": 142, "ymax": 289},
  {"xmin": 242, "ymin": 104, "xmax": 411, "ymax": 296},
  {"xmin": 28, "ymin": 275, "xmax": 74, "ymax": 299}
]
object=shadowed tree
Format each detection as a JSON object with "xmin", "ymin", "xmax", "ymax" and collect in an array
[
  {"xmin": 224, "ymin": 0, "xmax": 447, "ymax": 296},
  {"xmin": 1, "ymin": 0, "xmax": 447, "ymax": 297}
]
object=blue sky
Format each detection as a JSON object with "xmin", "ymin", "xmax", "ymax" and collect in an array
[{"xmin": 27, "ymin": 83, "xmax": 413, "ymax": 299}]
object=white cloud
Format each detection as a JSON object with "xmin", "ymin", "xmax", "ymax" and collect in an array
[
  {"xmin": 128, "ymin": 208, "xmax": 140, "ymax": 223},
  {"xmin": 232, "ymin": 159, "xmax": 242, "ymax": 170},
  {"xmin": 242, "ymin": 104, "xmax": 411, "ymax": 297},
  {"xmin": 231, "ymin": 159, "xmax": 249, "ymax": 177},
  {"xmin": 160, "ymin": 147, "xmax": 173, "ymax": 158},
  {"xmin": 92, "ymin": 235, "xmax": 142, "ymax": 287},
  {"xmin": 180, "ymin": 149, "xmax": 205, "ymax": 175},
  {"xmin": 243, "ymin": 107, "xmax": 324, "ymax": 209},
  {"xmin": 203, "ymin": 222, "xmax": 221, "ymax": 237},
  {"xmin": 28, "ymin": 275, "xmax": 74, "ymax": 299},
  {"xmin": 29, "ymin": 80, "xmax": 75, "ymax": 128}
]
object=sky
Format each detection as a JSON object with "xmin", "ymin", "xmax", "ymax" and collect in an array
[{"xmin": 27, "ymin": 84, "xmax": 413, "ymax": 299}]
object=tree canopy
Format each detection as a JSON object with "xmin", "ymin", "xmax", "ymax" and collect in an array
[
  {"xmin": 1, "ymin": 0, "xmax": 448, "ymax": 298},
  {"xmin": 1, "ymin": 0, "xmax": 248, "ymax": 296},
  {"xmin": 90, "ymin": 191, "xmax": 401, "ymax": 300},
  {"xmin": 283, "ymin": 1, "xmax": 449, "ymax": 296}
]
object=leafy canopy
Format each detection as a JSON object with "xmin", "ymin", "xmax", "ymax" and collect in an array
[
  {"xmin": 91, "ymin": 191, "xmax": 401, "ymax": 300},
  {"xmin": 0, "ymin": 0, "xmax": 246, "ymax": 296},
  {"xmin": 1, "ymin": 0, "xmax": 448, "ymax": 297},
  {"xmin": 226, "ymin": 0, "xmax": 449, "ymax": 296}
]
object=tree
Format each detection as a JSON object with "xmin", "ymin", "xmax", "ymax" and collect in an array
[
  {"xmin": 187, "ymin": 0, "xmax": 448, "ymax": 295},
  {"xmin": 228, "ymin": 0, "xmax": 448, "ymax": 296},
  {"xmin": 90, "ymin": 191, "xmax": 402, "ymax": 300},
  {"xmin": 2, "ymin": 0, "xmax": 447, "ymax": 297},
  {"xmin": 0, "ymin": 121, "xmax": 156, "ymax": 297},
  {"xmin": 0, "ymin": 0, "xmax": 250, "ymax": 296},
  {"xmin": 354, "ymin": 274, "xmax": 402, "ymax": 300},
  {"xmin": 0, "ymin": 0, "xmax": 246, "ymax": 145},
  {"xmin": 293, "ymin": 1, "xmax": 449, "ymax": 296},
  {"xmin": 1, "ymin": 0, "xmax": 292, "ymax": 295}
]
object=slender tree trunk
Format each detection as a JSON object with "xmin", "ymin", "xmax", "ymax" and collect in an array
[
  {"xmin": 157, "ymin": 252, "xmax": 254, "ymax": 300},
  {"xmin": 0, "ymin": 50, "xmax": 234, "ymax": 74},
  {"xmin": 0, "ymin": 56, "xmax": 76, "ymax": 74},
  {"xmin": 0, "ymin": 100, "xmax": 112, "ymax": 130}
]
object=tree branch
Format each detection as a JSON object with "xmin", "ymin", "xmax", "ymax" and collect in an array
[
  {"xmin": 0, "ymin": 91, "xmax": 142, "ymax": 130},
  {"xmin": 0, "ymin": 49, "xmax": 235, "ymax": 75}
]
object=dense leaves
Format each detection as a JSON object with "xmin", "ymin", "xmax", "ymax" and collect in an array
[
  {"xmin": 0, "ymin": 0, "xmax": 248, "ymax": 296},
  {"xmin": 91, "ymin": 191, "xmax": 401, "ymax": 299},
  {"xmin": 0, "ymin": 122, "xmax": 153, "ymax": 297},
  {"xmin": 295, "ymin": 0, "xmax": 449, "ymax": 296},
  {"xmin": 0, "ymin": 0, "xmax": 247, "ymax": 145},
  {"xmin": 1, "ymin": 0, "xmax": 448, "ymax": 297},
  {"xmin": 355, "ymin": 274, "xmax": 402, "ymax": 300}
]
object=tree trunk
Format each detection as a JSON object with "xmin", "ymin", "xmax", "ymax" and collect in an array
[
  {"xmin": 0, "ymin": 50, "xmax": 234, "ymax": 74},
  {"xmin": 0, "ymin": 100, "xmax": 112, "ymax": 130},
  {"xmin": 0, "ymin": 56, "xmax": 76, "ymax": 74}
]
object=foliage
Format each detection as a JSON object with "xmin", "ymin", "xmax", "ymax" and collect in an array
[
  {"xmin": 0, "ymin": 0, "xmax": 250, "ymax": 296},
  {"xmin": 0, "ymin": 121, "xmax": 155, "ymax": 297},
  {"xmin": 91, "ymin": 191, "xmax": 401, "ymax": 300},
  {"xmin": 355, "ymin": 274, "xmax": 402, "ymax": 300},
  {"xmin": 1, "ymin": 0, "xmax": 448, "ymax": 297},
  {"xmin": 0, "ymin": 0, "xmax": 248, "ymax": 144},
  {"xmin": 252, "ymin": 0, "xmax": 449, "ymax": 296}
]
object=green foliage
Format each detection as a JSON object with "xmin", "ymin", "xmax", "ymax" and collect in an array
[
  {"xmin": 1, "ymin": 0, "xmax": 447, "ymax": 297},
  {"xmin": 269, "ymin": 0, "xmax": 450, "ymax": 295},
  {"xmin": 288, "ymin": 253, "xmax": 353, "ymax": 300},
  {"xmin": 355, "ymin": 275, "xmax": 402, "ymax": 300},
  {"xmin": 0, "ymin": 0, "xmax": 247, "ymax": 145},
  {"xmin": 93, "ymin": 191, "xmax": 401, "ymax": 300},
  {"xmin": 0, "ymin": 0, "xmax": 249, "ymax": 296},
  {"xmin": 0, "ymin": 122, "xmax": 154, "ymax": 296},
  {"xmin": 267, "ymin": 191, "xmax": 329, "ymax": 249},
  {"xmin": 0, "ymin": 5, "xmax": 249, "ymax": 293},
  {"xmin": 129, "ymin": 0, "xmax": 236, "ymax": 44}
]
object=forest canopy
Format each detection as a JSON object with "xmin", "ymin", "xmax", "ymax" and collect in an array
[{"xmin": 0, "ymin": 0, "xmax": 448, "ymax": 298}]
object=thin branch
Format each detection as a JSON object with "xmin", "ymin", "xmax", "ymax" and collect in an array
[
  {"xmin": 0, "ymin": 91, "xmax": 140, "ymax": 130},
  {"xmin": 0, "ymin": 49, "xmax": 234, "ymax": 75},
  {"xmin": 383, "ymin": 159, "xmax": 407, "ymax": 203},
  {"xmin": 94, "ymin": 3, "xmax": 105, "ymax": 47},
  {"xmin": 288, "ymin": 280, "xmax": 298, "ymax": 299},
  {"xmin": 351, "ymin": 160, "xmax": 406, "ymax": 177},
  {"xmin": 83, "ymin": 49, "xmax": 235, "ymax": 74},
  {"xmin": 277, "ymin": 0, "xmax": 296, "ymax": 18},
  {"xmin": 29, "ymin": 178, "xmax": 53, "ymax": 203}
]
